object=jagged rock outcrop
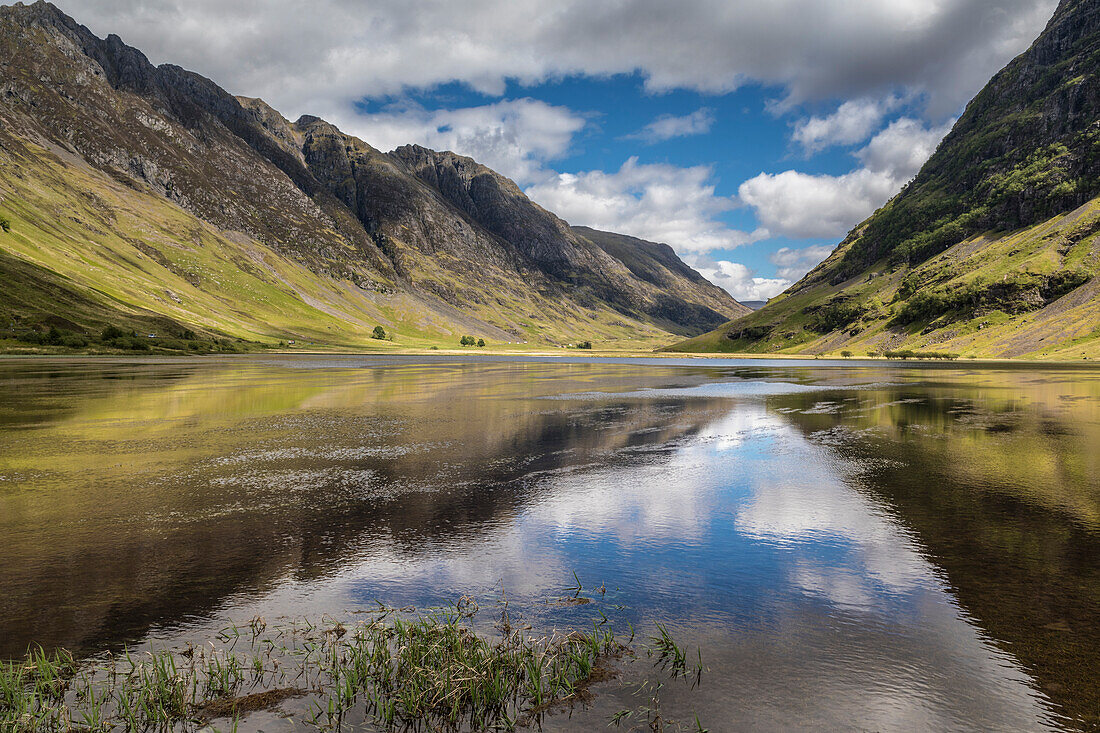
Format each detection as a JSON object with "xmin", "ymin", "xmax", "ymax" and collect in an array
[
  {"xmin": 573, "ymin": 226, "xmax": 750, "ymax": 324},
  {"xmin": 392, "ymin": 145, "xmax": 613, "ymax": 275}
]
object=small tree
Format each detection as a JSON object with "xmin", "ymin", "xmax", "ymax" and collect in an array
[
  {"xmin": 0, "ymin": 215, "xmax": 9, "ymax": 233},
  {"xmin": 477, "ymin": 338, "xmax": 485, "ymax": 347},
  {"xmin": 840, "ymin": 350, "xmax": 853, "ymax": 358},
  {"xmin": 577, "ymin": 341, "xmax": 592, "ymax": 350},
  {"xmin": 460, "ymin": 335, "xmax": 476, "ymax": 346},
  {"xmin": 100, "ymin": 325, "xmax": 126, "ymax": 341},
  {"xmin": 371, "ymin": 325, "xmax": 387, "ymax": 340}
]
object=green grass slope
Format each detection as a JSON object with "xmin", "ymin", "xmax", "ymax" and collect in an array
[
  {"xmin": 0, "ymin": 128, "xmax": 673, "ymax": 352},
  {"xmin": 669, "ymin": 199, "xmax": 1100, "ymax": 359},
  {"xmin": 0, "ymin": 2, "xmax": 713, "ymax": 352},
  {"xmin": 668, "ymin": 0, "xmax": 1100, "ymax": 361}
]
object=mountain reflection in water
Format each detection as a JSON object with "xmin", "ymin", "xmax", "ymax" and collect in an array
[{"xmin": 0, "ymin": 355, "xmax": 1096, "ymax": 731}]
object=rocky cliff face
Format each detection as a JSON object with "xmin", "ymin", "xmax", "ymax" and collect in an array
[
  {"xmin": 0, "ymin": 1, "xmax": 744, "ymax": 346},
  {"xmin": 572, "ymin": 226, "xmax": 750, "ymax": 324},
  {"xmin": 0, "ymin": 1, "xmax": 375, "ymax": 274},
  {"xmin": 389, "ymin": 146, "xmax": 739, "ymax": 322},
  {"xmin": 392, "ymin": 146, "xmax": 612, "ymax": 275},
  {"xmin": 669, "ymin": 0, "xmax": 1100, "ymax": 359}
]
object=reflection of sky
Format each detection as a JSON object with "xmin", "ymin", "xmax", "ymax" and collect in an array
[{"xmin": 230, "ymin": 395, "xmax": 1059, "ymax": 731}]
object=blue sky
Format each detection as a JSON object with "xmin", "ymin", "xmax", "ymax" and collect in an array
[{"xmin": 62, "ymin": 0, "xmax": 1058, "ymax": 301}]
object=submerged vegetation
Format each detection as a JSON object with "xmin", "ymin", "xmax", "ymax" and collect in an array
[{"xmin": 0, "ymin": 593, "xmax": 707, "ymax": 732}]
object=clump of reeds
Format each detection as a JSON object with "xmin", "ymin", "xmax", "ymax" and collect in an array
[
  {"xmin": 306, "ymin": 602, "xmax": 625, "ymax": 730},
  {"xmin": 0, "ymin": 593, "xmax": 678, "ymax": 732}
]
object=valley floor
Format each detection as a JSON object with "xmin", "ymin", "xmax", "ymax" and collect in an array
[{"xmin": 5, "ymin": 341, "xmax": 1099, "ymax": 369}]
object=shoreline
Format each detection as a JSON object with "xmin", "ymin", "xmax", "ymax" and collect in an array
[{"xmin": 2, "ymin": 347, "xmax": 1099, "ymax": 369}]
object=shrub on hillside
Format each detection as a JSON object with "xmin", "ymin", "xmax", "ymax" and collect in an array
[
  {"xmin": 805, "ymin": 298, "xmax": 866, "ymax": 334},
  {"xmin": 16, "ymin": 327, "xmax": 88, "ymax": 348},
  {"xmin": 891, "ymin": 270, "xmax": 1091, "ymax": 326},
  {"xmin": 884, "ymin": 349, "xmax": 959, "ymax": 360},
  {"xmin": 104, "ymin": 335, "xmax": 150, "ymax": 351}
]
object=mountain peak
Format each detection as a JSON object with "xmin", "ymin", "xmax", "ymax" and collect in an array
[{"xmin": 294, "ymin": 114, "xmax": 325, "ymax": 127}]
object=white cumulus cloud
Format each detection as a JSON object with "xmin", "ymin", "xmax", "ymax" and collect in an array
[
  {"xmin": 687, "ymin": 258, "xmax": 791, "ymax": 302},
  {"xmin": 626, "ymin": 108, "xmax": 715, "ymax": 144},
  {"xmin": 791, "ymin": 97, "xmax": 899, "ymax": 153},
  {"xmin": 769, "ymin": 244, "xmax": 836, "ymax": 281},
  {"xmin": 322, "ymin": 98, "xmax": 586, "ymax": 184},
  {"xmin": 738, "ymin": 168, "xmax": 898, "ymax": 240},
  {"xmin": 738, "ymin": 117, "xmax": 954, "ymax": 239},
  {"xmin": 856, "ymin": 116, "xmax": 953, "ymax": 179},
  {"xmin": 526, "ymin": 157, "xmax": 767, "ymax": 254}
]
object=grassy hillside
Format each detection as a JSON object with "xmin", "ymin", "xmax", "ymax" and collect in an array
[
  {"xmin": 0, "ymin": 129, "xmax": 675, "ymax": 353},
  {"xmin": 0, "ymin": 2, "xmax": 741, "ymax": 354},
  {"xmin": 668, "ymin": 0, "xmax": 1100, "ymax": 361},
  {"xmin": 670, "ymin": 198, "xmax": 1100, "ymax": 359},
  {"xmin": 828, "ymin": 0, "xmax": 1100, "ymax": 282}
]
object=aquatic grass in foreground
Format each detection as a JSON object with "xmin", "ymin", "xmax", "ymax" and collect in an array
[{"xmin": 0, "ymin": 596, "xmax": 707, "ymax": 731}]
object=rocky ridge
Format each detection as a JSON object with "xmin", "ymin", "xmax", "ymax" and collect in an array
[{"xmin": 0, "ymin": 1, "xmax": 745, "ymax": 348}]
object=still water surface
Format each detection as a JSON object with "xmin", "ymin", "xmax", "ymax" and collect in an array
[{"xmin": 1, "ymin": 355, "xmax": 1098, "ymax": 730}]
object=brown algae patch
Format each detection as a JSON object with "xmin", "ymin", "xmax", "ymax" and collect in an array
[
  {"xmin": 196, "ymin": 686, "xmax": 306, "ymax": 720},
  {"xmin": 543, "ymin": 596, "xmax": 592, "ymax": 607}
]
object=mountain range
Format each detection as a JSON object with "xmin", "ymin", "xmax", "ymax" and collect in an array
[
  {"xmin": 0, "ymin": 1, "xmax": 747, "ymax": 352},
  {"xmin": 671, "ymin": 0, "xmax": 1100, "ymax": 359}
]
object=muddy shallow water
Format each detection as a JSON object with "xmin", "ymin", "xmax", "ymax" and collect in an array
[{"xmin": 1, "ymin": 355, "xmax": 1098, "ymax": 730}]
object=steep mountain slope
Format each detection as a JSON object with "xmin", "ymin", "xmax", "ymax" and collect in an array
[
  {"xmin": 570, "ymin": 226, "xmax": 750, "ymax": 323},
  {"xmin": 670, "ymin": 0, "xmax": 1100, "ymax": 359},
  {"xmin": 0, "ymin": 1, "xmax": 743, "ymax": 350}
]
